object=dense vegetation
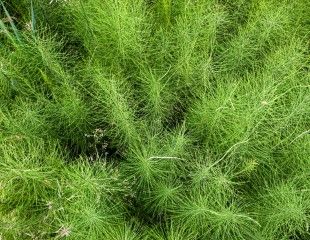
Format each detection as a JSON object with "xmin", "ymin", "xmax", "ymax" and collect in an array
[{"xmin": 0, "ymin": 0, "xmax": 309, "ymax": 239}]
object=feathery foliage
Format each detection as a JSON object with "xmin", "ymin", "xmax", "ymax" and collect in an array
[{"xmin": 0, "ymin": 0, "xmax": 309, "ymax": 239}]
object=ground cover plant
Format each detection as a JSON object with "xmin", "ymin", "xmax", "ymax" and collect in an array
[{"xmin": 0, "ymin": 0, "xmax": 309, "ymax": 239}]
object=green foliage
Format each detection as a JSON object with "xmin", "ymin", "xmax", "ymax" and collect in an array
[
  {"xmin": 0, "ymin": 0, "xmax": 309, "ymax": 239},
  {"xmin": 256, "ymin": 181, "xmax": 310, "ymax": 239}
]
